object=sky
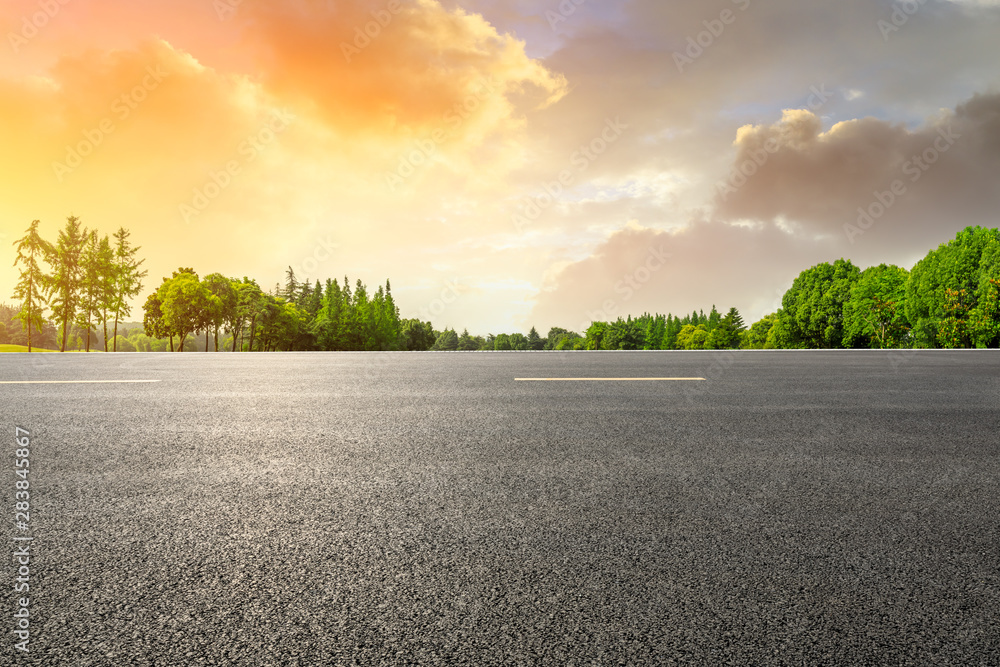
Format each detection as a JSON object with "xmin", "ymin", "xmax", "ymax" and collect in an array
[{"xmin": 2, "ymin": 0, "xmax": 999, "ymax": 335}]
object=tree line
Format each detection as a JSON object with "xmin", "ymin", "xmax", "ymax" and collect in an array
[
  {"xmin": 10, "ymin": 218, "xmax": 146, "ymax": 352},
  {"xmin": 426, "ymin": 307, "xmax": 746, "ymax": 352},
  {"xmin": 8, "ymin": 223, "xmax": 999, "ymax": 352},
  {"xmin": 141, "ymin": 268, "xmax": 412, "ymax": 352},
  {"xmin": 747, "ymin": 226, "xmax": 1000, "ymax": 350}
]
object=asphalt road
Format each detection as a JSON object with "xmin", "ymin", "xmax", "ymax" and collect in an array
[{"xmin": 2, "ymin": 350, "xmax": 999, "ymax": 666}]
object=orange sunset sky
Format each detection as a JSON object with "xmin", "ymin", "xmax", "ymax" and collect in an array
[{"xmin": 2, "ymin": 0, "xmax": 999, "ymax": 334}]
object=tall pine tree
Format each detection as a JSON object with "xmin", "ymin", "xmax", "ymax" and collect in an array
[
  {"xmin": 97, "ymin": 235, "xmax": 116, "ymax": 351},
  {"xmin": 11, "ymin": 220, "xmax": 54, "ymax": 352},
  {"xmin": 111, "ymin": 227, "xmax": 147, "ymax": 352},
  {"xmin": 48, "ymin": 216, "xmax": 87, "ymax": 352},
  {"xmin": 76, "ymin": 230, "xmax": 104, "ymax": 352}
]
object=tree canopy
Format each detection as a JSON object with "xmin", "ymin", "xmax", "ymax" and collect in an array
[{"xmin": 7, "ymin": 223, "xmax": 999, "ymax": 352}]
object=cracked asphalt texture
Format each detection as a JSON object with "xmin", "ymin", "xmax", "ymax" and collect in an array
[{"xmin": 2, "ymin": 350, "xmax": 999, "ymax": 666}]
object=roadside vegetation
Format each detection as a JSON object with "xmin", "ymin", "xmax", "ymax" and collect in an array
[{"xmin": 6, "ymin": 219, "xmax": 999, "ymax": 352}]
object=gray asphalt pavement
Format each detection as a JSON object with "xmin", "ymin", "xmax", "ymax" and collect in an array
[{"xmin": 2, "ymin": 350, "xmax": 999, "ymax": 665}]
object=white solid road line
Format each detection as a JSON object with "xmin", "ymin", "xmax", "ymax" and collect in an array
[
  {"xmin": 0, "ymin": 380, "xmax": 161, "ymax": 385},
  {"xmin": 515, "ymin": 378, "xmax": 706, "ymax": 381}
]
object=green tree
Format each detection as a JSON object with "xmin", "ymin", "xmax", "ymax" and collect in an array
[
  {"xmin": 157, "ymin": 271, "xmax": 217, "ymax": 351},
  {"xmin": 938, "ymin": 288, "xmax": 974, "ymax": 348},
  {"xmin": 111, "ymin": 227, "xmax": 147, "ymax": 352},
  {"xmin": 142, "ymin": 291, "xmax": 171, "ymax": 351},
  {"xmin": 283, "ymin": 266, "xmax": 299, "ymax": 302},
  {"xmin": 971, "ymin": 278, "xmax": 1000, "ymax": 348},
  {"xmin": 544, "ymin": 327, "xmax": 567, "ymax": 350},
  {"xmin": 457, "ymin": 328, "xmax": 479, "ymax": 351},
  {"xmin": 707, "ymin": 305, "xmax": 722, "ymax": 331},
  {"xmin": 314, "ymin": 278, "xmax": 345, "ymax": 351},
  {"xmin": 257, "ymin": 298, "xmax": 307, "ymax": 351},
  {"xmin": 584, "ymin": 322, "xmax": 607, "ymax": 350},
  {"xmin": 781, "ymin": 259, "xmax": 861, "ymax": 348},
  {"xmin": 113, "ymin": 335, "xmax": 136, "ymax": 352},
  {"xmin": 661, "ymin": 316, "xmax": 682, "ymax": 350},
  {"xmin": 131, "ymin": 333, "xmax": 153, "ymax": 352},
  {"xmin": 494, "ymin": 333, "xmax": 512, "ymax": 351},
  {"xmin": 555, "ymin": 333, "xmax": 583, "ymax": 350},
  {"xmin": 399, "ymin": 319, "xmax": 436, "ymax": 351},
  {"xmin": 547, "ymin": 328, "xmax": 582, "ymax": 350},
  {"xmin": 676, "ymin": 324, "xmax": 709, "ymax": 350},
  {"xmin": 509, "ymin": 333, "xmax": 529, "ymax": 350},
  {"xmin": 764, "ymin": 313, "xmax": 804, "ymax": 349},
  {"xmin": 202, "ymin": 273, "xmax": 237, "ymax": 352},
  {"xmin": 303, "ymin": 280, "xmax": 324, "ymax": 318},
  {"xmin": 842, "ymin": 264, "xmax": 910, "ymax": 349},
  {"xmin": 367, "ymin": 281, "xmax": 402, "ymax": 351},
  {"xmin": 238, "ymin": 278, "xmax": 267, "ymax": 352},
  {"xmin": 971, "ymin": 237, "xmax": 1000, "ymax": 348},
  {"xmin": 47, "ymin": 216, "xmax": 88, "ymax": 352},
  {"xmin": 10, "ymin": 220, "xmax": 53, "ymax": 353},
  {"xmin": 75, "ymin": 230, "xmax": 106, "ymax": 352},
  {"xmin": 905, "ymin": 226, "xmax": 1000, "ymax": 348},
  {"xmin": 742, "ymin": 313, "xmax": 777, "ymax": 349},
  {"xmin": 708, "ymin": 307, "xmax": 745, "ymax": 349},
  {"xmin": 432, "ymin": 328, "xmax": 458, "ymax": 351},
  {"xmin": 527, "ymin": 326, "xmax": 545, "ymax": 350},
  {"xmin": 227, "ymin": 278, "xmax": 265, "ymax": 351},
  {"xmin": 95, "ymin": 235, "xmax": 116, "ymax": 351},
  {"xmin": 604, "ymin": 319, "xmax": 645, "ymax": 350}
]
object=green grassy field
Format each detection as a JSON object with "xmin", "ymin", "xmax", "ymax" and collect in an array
[{"xmin": 0, "ymin": 344, "xmax": 59, "ymax": 353}]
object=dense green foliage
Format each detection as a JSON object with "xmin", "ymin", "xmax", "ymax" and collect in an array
[
  {"xmin": 780, "ymin": 259, "xmax": 860, "ymax": 348},
  {"xmin": 842, "ymin": 264, "xmax": 910, "ymax": 349},
  {"xmin": 140, "ymin": 269, "xmax": 406, "ymax": 352},
  {"xmin": 7, "ymin": 224, "xmax": 999, "ymax": 352},
  {"xmin": 904, "ymin": 227, "xmax": 1000, "ymax": 348},
  {"xmin": 8, "ymin": 217, "xmax": 146, "ymax": 352}
]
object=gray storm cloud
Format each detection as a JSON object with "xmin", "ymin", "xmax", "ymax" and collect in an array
[{"xmin": 714, "ymin": 93, "xmax": 1000, "ymax": 254}]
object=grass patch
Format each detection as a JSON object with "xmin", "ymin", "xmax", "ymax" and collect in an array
[{"xmin": 0, "ymin": 344, "xmax": 59, "ymax": 353}]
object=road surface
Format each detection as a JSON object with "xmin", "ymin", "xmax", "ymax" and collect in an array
[{"xmin": 2, "ymin": 351, "xmax": 998, "ymax": 665}]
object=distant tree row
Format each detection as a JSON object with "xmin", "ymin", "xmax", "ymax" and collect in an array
[
  {"xmin": 141, "ymin": 267, "xmax": 417, "ymax": 352},
  {"xmin": 426, "ymin": 309, "xmax": 746, "ymax": 352},
  {"xmin": 10, "ymin": 218, "xmax": 146, "ymax": 352},
  {"xmin": 8, "ymin": 224, "xmax": 998, "ymax": 353}
]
